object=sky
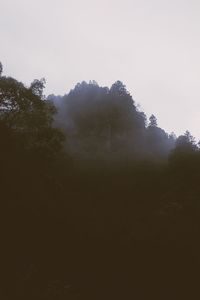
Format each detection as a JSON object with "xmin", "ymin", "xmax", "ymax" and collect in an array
[{"xmin": 1, "ymin": 0, "xmax": 200, "ymax": 139}]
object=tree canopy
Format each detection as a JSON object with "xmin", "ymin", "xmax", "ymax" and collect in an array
[{"xmin": 0, "ymin": 72, "xmax": 64, "ymax": 159}]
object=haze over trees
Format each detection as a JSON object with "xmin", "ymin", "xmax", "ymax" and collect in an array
[
  {"xmin": 1, "ymin": 64, "xmax": 200, "ymax": 299},
  {"xmin": 48, "ymin": 80, "xmax": 175, "ymax": 164}
]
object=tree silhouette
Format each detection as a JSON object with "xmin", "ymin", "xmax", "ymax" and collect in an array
[
  {"xmin": 0, "ymin": 62, "xmax": 3, "ymax": 76},
  {"xmin": 149, "ymin": 114, "xmax": 157, "ymax": 127}
]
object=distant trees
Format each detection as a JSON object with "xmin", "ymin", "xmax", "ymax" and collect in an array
[
  {"xmin": 1, "ymin": 62, "xmax": 198, "ymax": 168},
  {"xmin": 0, "ymin": 69, "xmax": 177, "ymax": 165},
  {"xmin": 50, "ymin": 80, "xmax": 176, "ymax": 163}
]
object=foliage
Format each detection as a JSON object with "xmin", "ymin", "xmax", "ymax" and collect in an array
[{"xmin": 0, "ymin": 73, "xmax": 64, "ymax": 159}]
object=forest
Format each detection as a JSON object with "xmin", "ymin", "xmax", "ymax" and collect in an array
[{"xmin": 1, "ymin": 62, "xmax": 200, "ymax": 299}]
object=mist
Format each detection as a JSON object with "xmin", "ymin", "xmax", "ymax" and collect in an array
[{"xmin": 48, "ymin": 80, "xmax": 175, "ymax": 167}]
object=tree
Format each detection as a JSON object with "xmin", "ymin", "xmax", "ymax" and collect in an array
[
  {"xmin": 0, "ymin": 62, "xmax": 3, "ymax": 76},
  {"xmin": 110, "ymin": 81, "xmax": 128, "ymax": 96},
  {"xmin": 30, "ymin": 78, "xmax": 46, "ymax": 98},
  {"xmin": 149, "ymin": 114, "xmax": 157, "ymax": 127},
  {"xmin": 0, "ymin": 66, "xmax": 64, "ymax": 159},
  {"xmin": 169, "ymin": 131, "xmax": 199, "ymax": 170},
  {"xmin": 175, "ymin": 131, "xmax": 197, "ymax": 152}
]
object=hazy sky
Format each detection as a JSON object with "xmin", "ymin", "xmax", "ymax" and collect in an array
[{"xmin": 1, "ymin": 0, "xmax": 200, "ymax": 139}]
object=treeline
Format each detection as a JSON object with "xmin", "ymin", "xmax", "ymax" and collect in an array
[
  {"xmin": 48, "ymin": 80, "xmax": 176, "ymax": 164},
  {"xmin": 1, "ymin": 63, "xmax": 200, "ymax": 299}
]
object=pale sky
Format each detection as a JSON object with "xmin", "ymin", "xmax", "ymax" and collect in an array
[{"xmin": 1, "ymin": 0, "xmax": 200, "ymax": 139}]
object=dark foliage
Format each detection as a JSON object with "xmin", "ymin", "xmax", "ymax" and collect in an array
[{"xmin": 1, "ymin": 64, "xmax": 200, "ymax": 299}]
